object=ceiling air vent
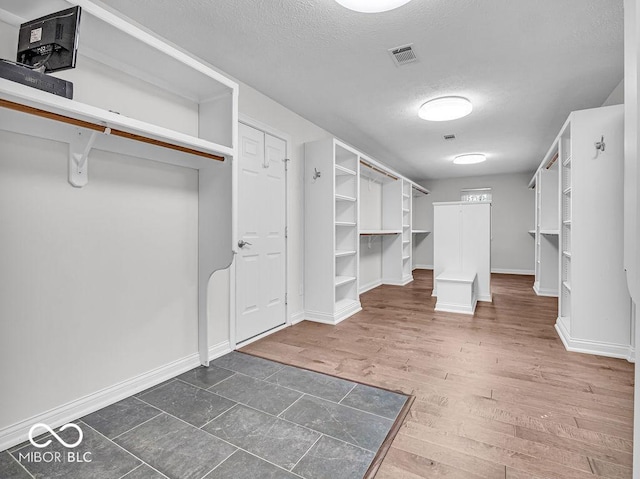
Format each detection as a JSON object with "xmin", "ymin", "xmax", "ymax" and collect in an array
[
  {"xmin": 444, "ymin": 134, "xmax": 456, "ymax": 140},
  {"xmin": 389, "ymin": 44, "xmax": 417, "ymax": 67}
]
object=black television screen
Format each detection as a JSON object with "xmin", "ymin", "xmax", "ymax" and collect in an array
[{"xmin": 17, "ymin": 6, "xmax": 81, "ymax": 73}]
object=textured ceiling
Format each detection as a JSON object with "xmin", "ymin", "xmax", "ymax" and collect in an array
[{"xmin": 101, "ymin": 0, "xmax": 623, "ymax": 179}]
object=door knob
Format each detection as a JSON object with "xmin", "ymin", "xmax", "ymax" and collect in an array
[{"xmin": 238, "ymin": 240, "xmax": 252, "ymax": 248}]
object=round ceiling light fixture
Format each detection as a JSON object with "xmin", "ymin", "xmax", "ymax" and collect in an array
[
  {"xmin": 418, "ymin": 96, "xmax": 473, "ymax": 122},
  {"xmin": 335, "ymin": 0, "xmax": 412, "ymax": 13},
  {"xmin": 453, "ymin": 154, "xmax": 486, "ymax": 165}
]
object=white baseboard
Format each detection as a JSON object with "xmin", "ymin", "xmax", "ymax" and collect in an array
[
  {"xmin": 359, "ymin": 279, "xmax": 382, "ymax": 294},
  {"xmin": 413, "ymin": 264, "xmax": 433, "ymax": 270},
  {"xmin": 477, "ymin": 294, "xmax": 492, "ymax": 303},
  {"xmin": 208, "ymin": 341, "xmax": 232, "ymax": 361},
  {"xmin": 290, "ymin": 311, "xmax": 305, "ymax": 325},
  {"xmin": 305, "ymin": 302, "xmax": 362, "ymax": 326},
  {"xmin": 492, "ymin": 268, "xmax": 535, "ymax": 275},
  {"xmin": 533, "ymin": 283, "xmax": 559, "ymax": 297},
  {"xmin": 435, "ymin": 299, "xmax": 477, "ymax": 315},
  {"xmin": 0, "ymin": 353, "xmax": 201, "ymax": 452},
  {"xmin": 555, "ymin": 318, "xmax": 635, "ymax": 362}
]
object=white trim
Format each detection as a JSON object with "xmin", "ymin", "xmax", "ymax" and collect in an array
[
  {"xmin": 555, "ymin": 318, "xmax": 635, "ymax": 362},
  {"xmin": 290, "ymin": 311, "xmax": 305, "ymax": 325},
  {"xmin": 533, "ymin": 283, "xmax": 559, "ymax": 297},
  {"xmin": 0, "ymin": 353, "xmax": 201, "ymax": 451},
  {"xmin": 477, "ymin": 294, "xmax": 493, "ymax": 303},
  {"xmin": 360, "ymin": 279, "xmax": 383, "ymax": 294},
  {"xmin": 208, "ymin": 341, "xmax": 232, "ymax": 361},
  {"xmin": 401, "ymin": 275, "xmax": 414, "ymax": 285},
  {"xmin": 305, "ymin": 302, "xmax": 362, "ymax": 326},
  {"xmin": 413, "ymin": 264, "xmax": 433, "ymax": 270},
  {"xmin": 492, "ymin": 268, "xmax": 535, "ymax": 275},
  {"xmin": 435, "ymin": 300, "xmax": 477, "ymax": 315}
]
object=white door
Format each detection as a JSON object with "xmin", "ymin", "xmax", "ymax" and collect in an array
[{"xmin": 236, "ymin": 123, "xmax": 287, "ymax": 343}]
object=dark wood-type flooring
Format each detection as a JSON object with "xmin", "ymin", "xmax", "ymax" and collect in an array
[{"xmin": 241, "ymin": 270, "xmax": 635, "ymax": 479}]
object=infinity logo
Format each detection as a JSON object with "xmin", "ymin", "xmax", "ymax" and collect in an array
[{"xmin": 28, "ymin": 423, "xmax": 83, "ymax": 449}]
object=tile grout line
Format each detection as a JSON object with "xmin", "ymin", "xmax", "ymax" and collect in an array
[
  {"xmin": 137, "ymin": 387, "xmax": 372, "ymax": 479},
  {"xmin": 276, "ymin": 394, "xmax": 306, "ymax": 419},
  {"xmin": 290, "ymin": 433, "xmax": 323, "ymax": 473},
  {"xmin": 7, "ymin": 452, "xmax": 36, "ymax": 479},
  {"xmin": 338, "ymin": 383, "xmax": 358, "ymax": 404},
  {"xmin": 78, "ymin": 420, "xmax": 168, "ymax": 479},
  {"xmin": 117, "ymin": 463, "xmax": 144, "ymax": 479},
  {"xmin": 199, "ymin": 403, "xmax": 240, "ymax": 431},
  {"xmin": 195, "ymin": 448, "xmax": 238, "ymax": 479},
  {"xmin": 210, "ymin": 368, "xmax": 401, "ymax": 422},
  {"xmin": 110, "ymin": 412, "xmax": 164, "ymax": 441}
]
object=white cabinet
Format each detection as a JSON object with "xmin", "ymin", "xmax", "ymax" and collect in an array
[
  {"xmin": 555, "ymin": 105, "xmax": 632, "ymax": 360},
  {"xmin": 433, "ymin": 202, "xmax": 492, "ymax": 303},
  {"xmin": 304, "ymin": 138, "xmax": 362, "ymax": 324}
]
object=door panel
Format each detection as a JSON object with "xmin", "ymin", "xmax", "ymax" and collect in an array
[{"xmin": 236, "ymin": 123, "xmax": 286, "ymax": 343}]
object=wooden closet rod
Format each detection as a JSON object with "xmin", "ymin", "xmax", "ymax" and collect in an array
[
  {"xmin": 545, "ymin": 152, "xmax": 559, "ymax": 169},
  {"xmin": 359, "ymin": 160, "xmax": 398, "ymax": 181},
  {"xmin": 412, "ymin": 185, "xmax": 429, "ymax": 196},
  {"xmin": 0, "ymin": 99, "xmax": 225, "ymax": 162}
]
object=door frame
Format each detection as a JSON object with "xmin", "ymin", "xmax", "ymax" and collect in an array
[{"xmin": 230, "ymin": 114, "xmax": 291, "ymax": 349}]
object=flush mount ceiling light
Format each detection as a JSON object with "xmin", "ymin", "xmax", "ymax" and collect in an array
[
  {"xmin": 453, "ymin": 154, "xmax": 486, "ymax": 165},
  {"xmin": 335, "ymin": 0, "xmax": 412, "ymax": 13},
  {"xmin": 418, "ymin": 96, "xmax": 473, "ymax": 122}
]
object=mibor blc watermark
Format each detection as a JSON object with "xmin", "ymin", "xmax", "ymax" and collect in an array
[{"xmin": 17, "ymin": 423, "xmax": 93, "ymax": 464}]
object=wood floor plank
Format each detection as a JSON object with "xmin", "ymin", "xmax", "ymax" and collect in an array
[{"xmin": 241, "ymin": 271, "xmax": 634, "ymax": 479}]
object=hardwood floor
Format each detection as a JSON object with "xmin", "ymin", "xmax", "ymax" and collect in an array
[{"xmin": 241, "ymin": 270, "xmax": 635, "ymax": 479}]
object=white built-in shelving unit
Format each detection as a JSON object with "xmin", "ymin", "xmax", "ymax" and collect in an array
[
  {"xmin": 305, "ymin": 138, "xmax": 362, "ymax": 324},
  {"xmin": 0, "ymin": 0, "xmax": 238, "ymax": 367},
  {"xmin": 401, "ymin": 180, "xmax": 413, "ymax": 283},
  {"xmin": 411, "ymin": 185, "xmax": 431, "ymax": 270},
  {"xmin": 551, "ymin": 105, "xmax": 632, "ymax": 360},
  {"xmin": 530, "ymin": 144, "xmax": 560, "ymax": 297}
]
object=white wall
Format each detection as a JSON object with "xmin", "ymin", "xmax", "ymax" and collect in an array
[
  {"xmin": 602, "ymin": 79, "xmax": 624, "ymax": 107},
  {"xmin": 0, "ymin": 132, "xmax": 199, "ymax": 431},
  {"xmin": 413, "ymin": 172, "xmax": 535, "ymax": 274}
]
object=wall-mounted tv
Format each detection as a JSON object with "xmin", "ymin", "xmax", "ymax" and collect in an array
[{"xmin": 17, "ymin": 6, "xmax": 81, "ymax": 73}]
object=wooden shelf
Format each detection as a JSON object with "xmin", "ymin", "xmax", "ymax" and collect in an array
[
  {"xmin": 360, "ymin": 230, "xmax": 401, "ymax": 236},
  {"xmin": 335, "ymin": 194, "xmax": 356, "ymax": 202},
  {"xmin": 335, "ymin": 164, "xmax": 356, "ymax": 176},
  {"xmin": 335, "ymin": 250, "xmax": 356, "ymax": 258},
  {"xmin": 335, "ymin": 276, "xmax": 357, "ymax": 287}
]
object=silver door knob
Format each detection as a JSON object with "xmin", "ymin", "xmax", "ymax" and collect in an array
[{"xmin": 238, "ymin": 240, "xmax": 252, "ymax": 248}]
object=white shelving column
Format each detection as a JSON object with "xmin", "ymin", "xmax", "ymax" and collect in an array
[
  {"xmin": 532, "ymin": 148, "xmax": 560, "ymax": 297},
  {"xmin": 401, "ymin": 180, "xmax": 413, "ymax": 283},
  {"xmin": 555, "ymin": 104, "xmax": 632, "ymax": 360},
  {"xmin": 305, "ymin": 138, "xmax": 362, "ymax": 325},
  {"xmin": 412, "ymin": 186, "xmax": 431, "ymax": 270}
]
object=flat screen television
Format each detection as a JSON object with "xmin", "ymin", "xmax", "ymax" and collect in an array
[{"xmin": 17, "ymin": 6, "xmax": 81, "ymax": 73}]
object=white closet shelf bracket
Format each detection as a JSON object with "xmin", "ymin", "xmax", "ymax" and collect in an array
[{"xmin": 69, "ymin": 127, "xmax": 111, "ymax": 188}]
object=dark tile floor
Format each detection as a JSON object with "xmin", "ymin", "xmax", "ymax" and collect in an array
[{"xmin": 2, "ymin": 352, "xmax": 408, "ymax": 479}]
